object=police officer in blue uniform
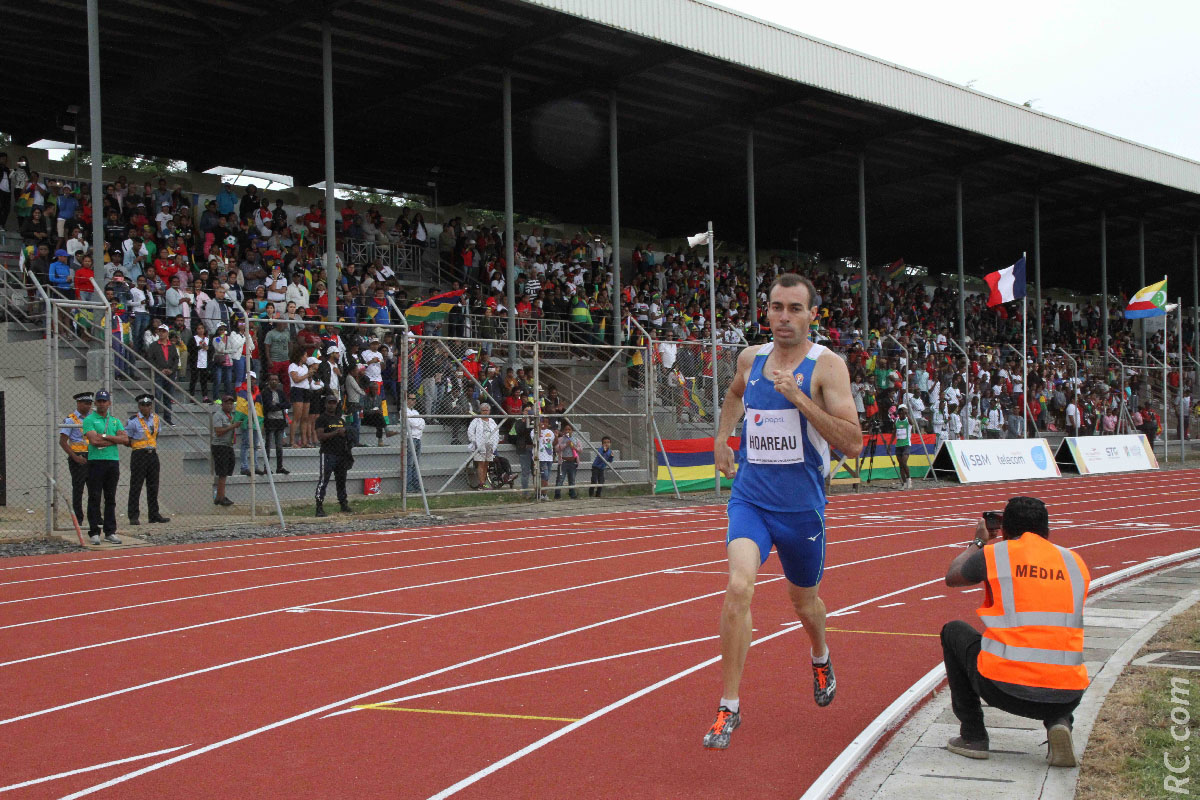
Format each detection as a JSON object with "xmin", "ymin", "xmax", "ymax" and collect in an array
[
  {"xmin": 125, "ymin": 393, "xmax": 170, "ymax": 525},
  {"xmin": 58, "ymin": 391, "xmax": 94, "ymax": 524}
]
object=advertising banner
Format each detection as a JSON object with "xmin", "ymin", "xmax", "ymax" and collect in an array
[
  {"xmin": 1055, "ymin": 434, "xmax": 1159, "ymax": 475},
  {"xmin": 929, "ymin": 438, "xmax": 1061, "ymax": 484}
]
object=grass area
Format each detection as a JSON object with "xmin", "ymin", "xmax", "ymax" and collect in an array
[
  {"xmin": 280, "ymin": 483, "xmax": 653, "ymax": 518},
  {"xmin": 1077, "ymin": 600, "xmax": 1200, "ymax": 800}
]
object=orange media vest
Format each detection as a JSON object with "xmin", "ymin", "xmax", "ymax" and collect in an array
[{"xmin": 977, "ymin": 533, "xmax": 1090, "ymax": 691}]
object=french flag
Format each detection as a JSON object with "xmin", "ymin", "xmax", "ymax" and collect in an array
[{"xmin": 984, "ymin": 256, "xmax": 1027, "ymax": 307}]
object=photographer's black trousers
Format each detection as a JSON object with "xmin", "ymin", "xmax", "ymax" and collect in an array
[{"xmin": 941, "ymin": 620, "xmax": 1080, "ymax": 741}]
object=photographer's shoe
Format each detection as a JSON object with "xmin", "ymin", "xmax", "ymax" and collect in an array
[{"xmin": 1046, "ymin": 722, "xmax": 1077, "ymax": 767}]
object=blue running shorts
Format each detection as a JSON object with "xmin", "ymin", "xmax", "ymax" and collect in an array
[{"xmin": 726, "ymin": 498, "xmax": 826, "ymax": 588}]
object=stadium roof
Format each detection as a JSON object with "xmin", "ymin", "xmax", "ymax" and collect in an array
[{"xmin": 5, "ymin": 0, "xmax": 1199, "ymax": 292}]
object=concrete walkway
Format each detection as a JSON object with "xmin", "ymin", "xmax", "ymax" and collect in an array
[{"xmin": 842, "ymin": 559, "xmax": 1200, "ymax": 800}]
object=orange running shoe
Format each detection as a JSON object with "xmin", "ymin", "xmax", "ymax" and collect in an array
[
  {"xmin": 812, "ymin": 656, "xmax": 836, "ymax": 707},
  {"xmin": 702, "ymin": 706, "xmax": 742, "ymax": 750}
]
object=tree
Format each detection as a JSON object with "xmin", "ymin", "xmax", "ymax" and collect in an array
[{"xmin": 56, "ymin": 149, "xmax": 185, "ymax": 175}]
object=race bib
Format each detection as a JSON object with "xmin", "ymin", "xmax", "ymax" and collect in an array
[{"xmin": 744, "ymin": 407, "xmax": 804, "ymax": 465}]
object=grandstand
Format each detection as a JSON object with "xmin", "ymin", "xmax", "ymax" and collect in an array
[
  {"xmin": 4, "ymin": 2, "xmax": 1200, "ymax": 800},
  {"xmin": 2, "ymin": 0, "xmax": 1199, "ymax": 522}
]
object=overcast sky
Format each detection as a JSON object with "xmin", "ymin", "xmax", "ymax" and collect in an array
[{"xmin": 718, "ymin": 0, "xmax": 1200, "ymax": 163}]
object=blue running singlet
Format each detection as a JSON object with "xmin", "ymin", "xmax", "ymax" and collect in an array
[{"xmin": 730, "ymin": 342, "xmax": 830, "ymax": 513}]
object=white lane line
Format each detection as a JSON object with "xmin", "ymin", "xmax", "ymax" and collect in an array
[
  {"xmin": 0, "ymin": 548, "xmax": 730, "ymax": 727},
  {"xmin": 0, "ymin": 519, "xmax": 725, "ymax": 605},
  {"xmin": 1094, "ymin": 565, "xmax": 1111, "ymax": 569},
  {"xmin": 664, "ymin": 569, "xmax": 783, "ymax": 576},
  {"xmin": 0, "ymin": 511, "xmax": 731, "ymax": 586},
  {"xmin": 418, "ymin": 576, "xmax": 947, "ymax": 800},
  {"xmin": 827, "ymin": 610, "xmax": 860, "ymax": 618},
  {"xmin": 322, "ymin": 634, "xmax": 720, "ymax": 719},
  {"xmin": 0, "ymin": 508, "xmax": 729, "ymax": 577},
  {"xmin": 961, "ymin": 588, "xmax": 983, "ymax": 593},
  {"xmin": 7, "ymin": 468, "xmax": 1184, "ymax": 580},
  {"xmin": 878, "ymin": 602, "xmax": 905, "ymax": 608},
  {"xmin": 826, "ymin": 470, "xmax": 1200, "ymax": 513},
  {"xmin": 284, "ymin": 608, "xmax": 432, "ymax": 617},
  {"xmin": 0, "ymin": 525, "xmax": 727, "ymax": 630},
  {"xmin": 1123, "ymin": 560, "xmax": 1139, "ymax": 564},
  {"xmin": 920, "ymin": 595, "xmax": 946, "ymax": 601},
  {"xmin": 66, "ymin": 504, "xmax": 1200, "ymax": 800},
  {"xmin": 0, "ymin": 744, "xmax": 190, "ymax": 793},
  {"xmin": 53, "ymin": 572, "xmax": 799, "ymax": 800}
]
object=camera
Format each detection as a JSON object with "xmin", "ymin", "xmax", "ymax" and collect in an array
[
  {"xmin": 982, "ymin": 510, "xmax": 1003, "ymax": 532},
  {"xmin": 868, "ymin": 419, "xmax": 881, "ymax": 434}
]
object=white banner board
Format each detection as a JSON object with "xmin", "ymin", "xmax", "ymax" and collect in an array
[
  {"xmin": 929, "ymin": 438, "xmax": 1061, "ymax": 484},
  {"xmin": 1056, "ymin": 434, "xmax": 1159, "ymax": 475}
]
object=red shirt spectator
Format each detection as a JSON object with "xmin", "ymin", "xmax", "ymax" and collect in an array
[{"xmin": 74, "ymin": 262, "xmax": 94, "ymax": 299}]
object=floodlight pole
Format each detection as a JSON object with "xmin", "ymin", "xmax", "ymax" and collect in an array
[
  {"xmin": 747, "ymin": 129, "xmax": 758, "ymax": 329},
  {"xmin": 504, "ymin": 70, "xmax": 517, "ymax": 361},
  {"xmin": 1178, "ymin": 298, "xmax": 1185, "ymax": 463},
  {"xmin": 859, "ymin": 152, "xmax": 868, "ymax": 338},
  {"xmin": 322, "ymin": 21, "xmax": 338, "ymax": 323},
  {"xmin": 707, "ymin": 220, "xmax": 720, "ymax": 497}
]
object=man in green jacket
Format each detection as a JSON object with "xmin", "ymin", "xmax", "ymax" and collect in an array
[{"xmin": 82, "ymin": 390, "xmax": 130, "ymax": 544}]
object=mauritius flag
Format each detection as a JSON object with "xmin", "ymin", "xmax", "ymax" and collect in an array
[
  {"xmin": 1125, "ymin": 278, "xmax": 1168, "ymax": 319},
  {"xmin": 654, "ymin": 437, "xmax": 739, "ymax": 493},
  {"xmin": 406, "ymin": 288, "xmax": 466, "ymax": 324},
  {"xmin": 984, "ymin": 256, "xmax": 1027, "ymax": 307},
  {"xmin": 832, "ymin": 432, "xmax": 938, "ymax": 481}
]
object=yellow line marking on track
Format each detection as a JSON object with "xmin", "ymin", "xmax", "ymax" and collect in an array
[
  {"xmin": 825, "ymin": 628, "xmax": 939, "ymax": 638},
  {"xmin": 351, "ymin": 705, "xmax": 580, "ymax": 722}
]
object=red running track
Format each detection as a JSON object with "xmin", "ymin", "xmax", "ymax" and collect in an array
[{"xmin": 1, "ymin": 470, "xmax": 1199, "ymax": 799}]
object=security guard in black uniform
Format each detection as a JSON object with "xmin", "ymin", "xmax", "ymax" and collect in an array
[
  {"xmin": 58, "ymin": 392, "xmax": 93, "ymax": 524},
  {"xmin": 125, "ymin": 393, "xmax": 170, "ymax": 525}
]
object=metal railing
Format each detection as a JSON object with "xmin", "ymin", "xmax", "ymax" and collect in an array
[{"xmin": 343, "ymin": 238, "xmax": 423, "ymax": 278}]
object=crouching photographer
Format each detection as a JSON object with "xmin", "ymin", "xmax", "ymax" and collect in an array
[{"xmin": 941, "ymin": 496, "xmax": 1091, "ymax": 768}]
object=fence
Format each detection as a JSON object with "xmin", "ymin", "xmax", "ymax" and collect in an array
[
  {"xmin": 0, "ymin": 268, "xmax": 659, "ymax": 537},
  {"xmin": 343, "ymin": 238, "xmax": 424, "ymax": 279},
  {"xmin": 7, "ymin": 255, "xmax": 1200, "ymax": 540}
]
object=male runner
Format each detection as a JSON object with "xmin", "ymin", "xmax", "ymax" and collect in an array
[{"xmin": 703, "ymin": 273, "xmax": 862, "ymax": 749}]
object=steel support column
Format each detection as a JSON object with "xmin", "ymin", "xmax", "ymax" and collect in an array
[
  {"xmin": 609, "ymin": 93, "xmax": 621, "ymax": 346},
  {"xmin": 1193, "ymin": 233, "xmax": 1198, "ymax": 361},
  {"xmin": 1101, "ymin": 210, "xmax": 1109, "ymax": 362},
  {"xmin": 858, "ymin": 152, "xmax": 868, "ymax": 337},
  {"xmin": 609, "ymin": 92, "xmax": 621, "ymax": 346},
  {"xmin": 503, "ymin": 71, "xmax": 517, "ymax": 359},
  {"xmin": 747, "ymin": 129, "xmax": 757, "ymax": 328},
  {"xmin": 87, "ymin": 0, "xmax": 111, "ymax": 394},
  {"xmin": 1033, "ymin": 192, "xmax": 1042, "ymax": 353},
  {"xmin": 956, "ymin": 177, "xmax": 965, "ymax": 350},
  {"xmin": 1139, "ymin": 219, "xmax": 1146, "ymax": 364},
  {"xmin": 322, "ymin": 22, "xmax": 338, "ymax": 323}
]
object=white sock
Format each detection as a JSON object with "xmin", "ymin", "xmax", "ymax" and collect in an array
[
  {"xmin": 811, "ymin": 647, "xmax": 829, "ymax": 665},
  {"xmin": 719, "ymin": 697, "xmax": 740, "ymax": 713}
]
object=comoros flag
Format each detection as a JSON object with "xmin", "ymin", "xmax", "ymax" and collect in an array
[
  {"xmin": 984, "ymin": 256, "xmax": 1027, "ymax": 307},
  {"xmin": 1125, "ymin": 278, "xmax": 1168, "ymax": 319}
]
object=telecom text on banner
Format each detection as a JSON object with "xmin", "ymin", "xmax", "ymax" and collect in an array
[
  {"xmin": 929, "ymin": 438, "xmax": 1060, "ymax": 484},
  {"xmin": 1055, "ymin": 434, "xmax": 1159, "ymax": 475}
]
